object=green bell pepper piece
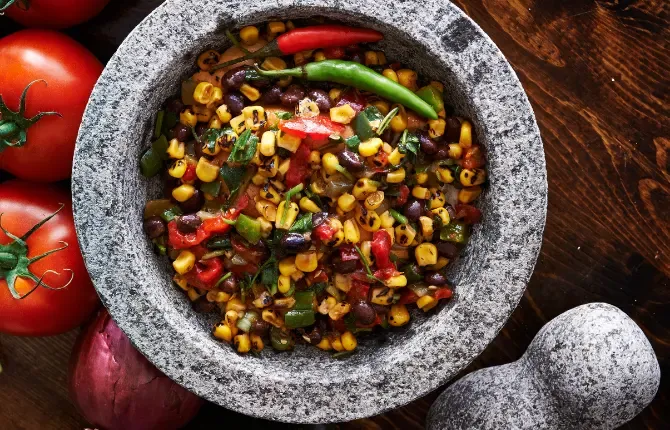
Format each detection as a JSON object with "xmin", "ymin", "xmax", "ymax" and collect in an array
[
  {"xmin": 140, "ymin": 148, "xmax": 162, "ymax": 177},
  {"xmin": 402, "ymin": 263, "xmax": 423, "ymax": 283},
  {"xmin": 154, "ymin": 111, "xmax": 165, "ymax": 139},
  {"xmin": 151, "ymin": 135, "xmax": 169, "ymax": 160},
  {"xmin": 440, "ymin": 222, "xmax": 470, "ymax": 244},
  {"xmin": 354, "ymin": 106, "xmax": 383, "ymax": 141},
  {"xmin": 200, "ymin": 180, "xmax": 221, "ymax": 197},
  {"xmin": 160, "ymin": 206, "xmax": 183, "ymax": 222},
  {"xmin": 235, "ymin": 214, "xmax": 262, "ymax": 244},
  {"xmin": 284, "ymin": 291, "xmax": 316, "ymax": 329},
  {"xmin": 415, "ymin": 85, "xmax": 444, "ymax": 114},
  {"xmin": 270, "ymin": 326, "xmax": 295, "ymax": 351},
  {"xmin": 389, "ymin": 209, "xmax": 408, "ymax": 225}
]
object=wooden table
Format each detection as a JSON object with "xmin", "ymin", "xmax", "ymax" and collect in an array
[{"xmin": 1, "ymin": 1, "xmax": 668, "ymax": 428}]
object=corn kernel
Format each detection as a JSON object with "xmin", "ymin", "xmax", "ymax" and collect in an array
[
  {"xmin": 331, "ymin": 337, "xmax": 345, "ymax": 352},
  {"xmin": 324, "ymin": 218, "xmax": 344, "ymax": 247},
  {"xmin": 242, "ymin": 105, "xmax": 266, "ymax": 131},
  {"xmin": 192, "ymin": 104, "xmax": 214, "ymax": 122},
  {"xmin": 251, "ymin": 173, "xmax": 266, "ymax": 186},
  {"xmin": 389, "ymin": 106, "xmax": 408, "ymax": 133},
  {"xmin": 334, "ymin": 273, "xmax": 352, "ymax": 292},
  {"xmin": 193, "ymin": 81, "xmax": 215, "ymax": 104},
  {"xmin": 330, "ymin": 104, "xmax": 356, "ymax": 124},
  {"xmin": 234, "ymin": 333, "xmax": 251, "ymax": 353},
  {"xmin": 386, "ymin": 167, "xmax": 406, "ymax": 183},
  {"xmin": 364, "ymin": 191, "xmax": 384, "ymax": 210},
  {"xmin": 275, "ymin": 201, "xmax": 299, "ymax": 229},
  {"xmin": 166, "ymin": 139, "xmax": 186, "ymax": 160},
  {"xmin": 319, "ymin": 296, "xmax": 337, "ymax": 315},
  {"xmin": 385, "ymin": 274, "xmax": 407, "ymax": 288},
  {"xmin": 415, "ymin": 243, "xmax": 438, "ymax": 266},
  {"xmin": 343, "ymin": 219, "xmax": 361, "ymax": 244},
  {"xmin": 255, "ymin": 199, "xmax": 277, "ymax": 222},
  {"xmin": 328, "ymin": 88, "xmax": 342, "ymax": 102},
  {"xmin": 187, "ymin": 287, "xmax": 203, "ymax": 301},
  {"xmin": 210, "ymin": 87, "xmax": 223, "ymax": 105},
  {"xmin": 293, "ymin": 50, "xmax": 313, "ymax": 65},
  {"xmin": 240, "ymin": 83, "xmax": 260, "ymax": 101},
  {"xmin": 355, "ymin": 205, "xmax": 381, "ymax": 232},
  {"xmin": 460, "ymin": 168, "xmax": 487, "ymax": 186},
  {"xmin": 428, "ymin": 118, "xmax": 446, "ymax": 139},
  {"xmin": 458, "ymin": 186, "xmax": 483, "ymax": 204},
  {"xmin": 337, "ymin": 193, "xmax": 356, "ymax": 212},
  {"xmin": 197, "ymin": 49, "xmax": 221, "ymax": 71},
  {"xmin": 173, "ymin": 250, "xmax": 195, "ymax": 275},
  {"xmin": 431, "ymin": 207, "xmax": 451, "ymax": 225},
  {"xmin": 250, "ymin": 334, "xmax": 264, "ymax": 352},
  {"xmin": 226, "ymin": 297, "xmax": 246, "ymax": 312},
  {"xmin": 286, "ymin": 20, "xmax": 295, "ymax": 30},
  {"xmin": 257, "ymin": 131, "xmax": 276, "ymax": 157},
  {"xmin": 322, "ymin": 152, "xmax": 340, "ymax": 175},
  {"xmin": 417, "ymin": 295, "xmax": 438, "ymax": 312},
  {"xmin": 352, "ymin": 178, "xmax": 379, "ymax": 200},
  {"xmin": 229, "ymin": 114, "xmax": 246, "ymax": 134},
  {"xmin": 216, "ymin": 105, "xmax": 232, "ymax": 123},
  {"xmin": 316, "ymin": 337, "xmax": 332, "ymax": 350},
  {"xmin": 358, "ymin": 137, "xmax": 383, "ymax": 157},
  {"xmin": 278, "ymin": 257, "xmax": 297, "ymax": 277},
  {"xmin": 314, "ymin": 50, "xmax": 327, "ymax": 61},
  {"xmin": 329, "ymin": 302, "xmax": 350, "ymax": 321},
  {"xmin": 172, "ymin": 184, "xmax": 195, "ymax": 202},
  {"xmin": 179, "ymin": 109, "xmax": 197, "ymax": 127},
  {"xmin": 376, "ymin": 51, "xmax": 387, "ymax": 65},
  {"xmin": 364, "ymin": 51, "xmax": 379, "ymax": 66},
  {"xmin": 173, "ymin": 274, "xmax": 189, "ymax": 291},
  {"xmin": 296, "ymin": 251, "xmax": 318, "ymax": 272},
  {"xmin": 380, "ymin": 211, "xmax": 395, "ymax": 228},
  {"xmin": 459, "ymin": 120, "xmax": 472, "ymax": 148},
  {"xmin": 397, "ymin": 69, "xmax": 418, "ymax": 91},
  {"xmin": 428, "ymin": 256, "xmax": 450, "ymax": 271},
  {"xmin": 277, "ymin": 131, "xmax": 302, "ymax": 153},
  {"xmin": 382, "ymin": 69, "xmax": 398, "ymax": 82},
  {"xmin": 196, "ymin": 157, "xmax": 219, "ymax": 182},
  {"xmin": 428, "ymin": 189, "xmax": 446, "ymax": 209},
  {"xmin": 388, "ymin": 303, "xmax": 410, "ymax": 326},
  {"xmin": 267, "ymin": 21, "xmax": 286, "ymax": 37},
  {"xmin": 278, "ymin": 275, "xmax": 292, "ymax": 294},
  {"xmin": 341, "ymin": 331, "xmax": 357, "ymax": 351},
  {"xmin": 436, "ymin": 167, "xmax": 455, "ymax": 184},
  {"xmin": 299, "ymin": 197, "xmax": 320, "ymax": 213},
  {"xmin": 208, "ymin": 116, "xmax": 223, "ymax": 130},
  {"xmin": 387, "ymin": 148, "xmax": 405, "ymax": 166},
  {"xmin": 239, "ymin": 25, "xmax": 259, "ymax": 44},
  {"xmin": 419, "ymin": 216, "xmax": 434, "ymax": 238},
  {"xmin": 308, "ymin": 150, "xmax": 321, "ymax": 169},
  {"xmin": 371, "ymin": 287, "xmax": 393, "ymax": 305},
  {"xmin": 262, "ymin": 309, "xmax": 284, "ymax": 328},
  {"xmin": 372, "ymin": 100, "xmax": 390, "ymax": 115},
  {"xmin": 168, "ymin": 159, "xmax": 187, "ymax": 178},
  {"xmin": 395, "ymin": 223, "xmax": 417, "ymax": 247},
  {"xmin": 412, "ymin": 186, "xmax": 430, "ymax": 200},
  {"xmin": 385, "ymin": 227, "xmax": 396, "ymax": 244},
  {"xmin": 213, "ymin": 323, "xmax": 233, "ymax": 342},
  {"xmin": 430, "ymin": 81, "xmax": 445, "ymax": 93}
]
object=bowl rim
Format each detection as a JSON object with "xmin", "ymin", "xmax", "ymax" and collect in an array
[{"xmin": 72, "ymin": 0, "xmax": 547, "ymax": 423}]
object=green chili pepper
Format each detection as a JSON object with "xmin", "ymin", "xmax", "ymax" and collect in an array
[
  {"xmin": 256, "ymin": 60, "xmax": 438, "ymax": 120},
  {"xmin": 270, "ymin": 326, "xmax": 295, "ymax": 351},
  {"xmin": 389, "ymin": 209, "xmax": 409, "ymax": 225},
  {"xmin": 354, "ymin": 106, "xmax": 383, "ymax": 140},
  {"xmin": 284, "ymin": 291, "xmax": 316, "ymax": 329},
  {"xmin": 415, "ymin": 85, "xmax": 444, "ymax": 114},
  {"xmin": 234, "ymin": 214, "xmax": 262, "ymax": 244},
  {"xmin": 440, "ymin": 222, "xmax": 470, "ymax": 244}
]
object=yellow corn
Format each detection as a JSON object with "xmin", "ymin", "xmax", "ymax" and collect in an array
[
  {"xmin": 379, "ymin": 211, "xmax": 395, "ymax": 228},
  {"xmin": 387, "ymin": 148, "xmax": 405, "ymax": 166},
  {"xmin": 166, "ymin": 138, "xmax": 185, "ymax": 160},
  {"xmin": 319, "ymin": 296, "xmax": 337, "ymax": 315},
  {"xmin": 428, "ymin": 118, "xmax": 446, "ymax": 139},
  {"xmin": 376, "ymin": 51, "xmax": 387, "ymax": 65},
  {"xmin": 277, "ymin": 130, "xmax": 302, "ymax": 153},
  {"xmin": 436, "ymin": 167, "xmax": 455, "ymax": 184},
  {"xmin": 172, "ymin": 184, "xmax": 195, "ymax": 202},
  {"xmin": 372, "ymin": 100, "xmax": 390, "ymax": 115},
  {"xmin": 328, "ymin": 88, "xmax": 342, "ymax": 102},
  {"xmin": 355, "ymin": 205, "xmax": 381, "ymax": 232},
  {"xmin": 329, "ymin": 104, "xmax": 356, "ymax": 124},
  {"xmin": 337, "ymin": 193, "xmax": 356, "ymax": 212},
  {"xmin": 364, "ymin": 191, "xmax": 385, "ymax": 210},
  {"xmin": 294, "ymin": 50, "xmax": 313, "ymax": 66},
  {"xmin": 278, "ymin": 275, "xmax": 292, "ymax": 294},
  {"xmin": 267, "ymin": 21, "xmax": 286, "ymax": 37},
  {"xmin": 395, "ymin": 223, "xmax": 417, "ymax": 247},
  {"xmin": 397, "ymin": 69, "xmax": 418, "ymax": 91},
  {"xmin": 343, "ymin": 219, "xmax": 361, "ymax": 244},
  {"xmin": 279, "ymin": 256, "xmax": 297, "ymax": 277},
  {"xmin": 258, "ymin": 131, "xmax": 276, "ymax": 156},
  {"xmin": 341, "ymin": 331, "xmax": 357, "ymax": 351},
  {"xmin": 299, "ymin": 197, "xmax": 320, "ymax": 213},
  {"xmin": 313, "ymin": 50, "xmax": 327, "ymax": 61},
  {"xmin": 210, "ymin": 87, "xmax": 223, "ymax": 105},
  {"xmin": 428, "ymin": 189, "xmax": 446, "ymax": 209},
  {"xmin": 415, "ymin": 243, "xmax": 438, "ymax": 266},
  {"xmin": 322, "ymin": 152, "xmax": 340, "ymax": 175},
  {"xmin": 371, "ymin": 287, "xmax": 394, "ymax": 305},
  {"xmin": 173, "ymin": 250, "xmax": 195, "ymax": 275},
  {"xmin": 193, "ymin": 81, "xmax": 215, "ymax": 104},
  {"xmin": 386, "ymin": 167, "xmax": 406, "ymax": 183},
  {"xmin": 334, "ymin": 273, "xmax": 352, "ymax": 292},
  {"xmin": 224, "ymin": 310, "xmax": 239, "ymax": 327},
  {"xmin": 226, "ymin": 297, "xmax": 246, "ymax": 312},
  {"xmin": 430, "ymin": 80, "xmax": 444, "ymax": 93},
  {"xmin": 352, "ymin": 178, "xmax": 379, "ymax": 200},
  {"xmin": 385, "ymin": 227, "xmax": 396, "ymax": 244},
  {"xmin": 364, "ymin": 51, "xmax": 379, "ymax": 66},
  {"xmin": 168, "ymin": 159, "xmax": 187, "ymax": 178},
  {"xmin": 173, "ymin": 274, "xmax": 189, "ymax": 291},
  {"xmin": 255, "ymin": 199, "xmax": 277, "ymax": 222},
  {"xmin": 382, "ymin": 68, "xmax": 398, "ymax": 82},
  {"xmin": 308, "ymin": 150, "xmax": 321, "ymax": 169},
  {"xmin": 459, "ymin": 120, "xmax": 472, "ymax": 148},
  {"xmin": 412, "ymin": 172, "xmax": 427, "ymax": 185},
  {"xmin": 195, "ymin": 157, "xmax": 219, "ymax": 182},
  {"xmin": 187, "ymin": 287, "xmax": 203, "ymax": 302},
  {"xmin": 296, "ymin": 251, "xmax": 318, "ymax": 273},
  {"xmin": 331, "ymin": 336, "xmax": 345, "ymax": 352},
  {"xmin": 197, "ymin": 49, "xmax": 220, "ymax": 71},
  {"xmin": 262, "ymin": 309, "xmax": 284, "ymax": 328},
  {"xmin": 216, "ymin": 104, "xmax": 232, "ymax": 123},
  {"xmin": 213, "ymin": 323, "xmax": 233, "ymax": 342},
  {"xmin": 260, "ymin": 184, "xmax": 281, "ymax": 206},
  {"xmin": 257, "ymin": 154, "xmax": 279, "ymax": 178},
  {"xmin": 460, "ymin": 168, "xmax": 487, "ymax": 186},
  {"xmin": 316, "ymin": 337, "xmax": 332, "ymax": 351},
  {"xmin": 261, "ymin": 56, "xmax": 286, "ymax": 71},
  {"xmin": 275, "ymin": 201, "xmax": 300, "ymax": 229},
  {"xmin": 239, "ymin": 25, "xmax": 259, "ymax": 44},
  {"xmin": 412, "ymin": 186, "xmax": 430, "ymax": 200},
  {"xmin": 389, "ymin": 106, "xmax": 408, "ymax": 133},
  {"xmin": 251, "ymin": 173, "xmax": 266, "ymax": 186},
  {"xmin": 417, "ymin": 295, "xmax": 438, "ymax": 312},
  {"xmin": 234, "ymin": 333, "xmax": 251, "ymax": 353},
  {"xmin": 250, "ymin": 334, "xmax": 264, "ymax": 352},
  {"xmin": 358, "ymin": 137, "xmax": 383, "ymax": 157},
  {"xmin": 458, "ymin": 186, "xmax": 483, "ymax": 203},
  {"xmin": 258, "ymin": 217, "xmax": 273, "ymax": 238},
  {"xmin": 431, "ymin": 207, "xmax": 451, "ymax": 225},
  {"xmin": 229, "ymin": 114, "xmax": 246, "ymax": 134},
  {"xmin": 208, "ymin": 116, "xmax": 222, "ymax": 130},
  {"xmin": 242, "ymin": 105, "xmax": 266, "ymax": 130},
  {"xmin": 419, "ymin": 216, "xmax": 434, "ymax": 238},
  {"xmin": 179, "ymin": 109, "xmax": 197, "ymax": 127},
  {"xmin": 324, "ymin": 218, "xmax": 344, "ymax": 247},
  {"xmin": 240, "ymin": 83, "xmax": 260, "ymax": 101},
  {"xmin": 385, "ymin": 274, "xmax": 407, "ymax": 288},
  {"xmin": 388, "ymin": 303, "xmax": 410, "ymax": 326},
  {"xmin": 448, "ymin": 143, "xmax": 463, "ymax": 159},
  {"xmin": 193, "ymin": 104, "xmax": 214, "ymax": 122},
  {"xmin": 328, "ymin": 302, "xmax": 351, "ymax": 321},
  {"xmin": 428, "ymin": 256, "xmax": 450, "ymax": 271}
]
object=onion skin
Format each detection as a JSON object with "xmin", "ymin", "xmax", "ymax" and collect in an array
[{"xmin": 69, "ymin": 309, "xmax": 203, "ymax": 430}]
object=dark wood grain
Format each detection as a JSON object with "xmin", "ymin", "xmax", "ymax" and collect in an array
[{"xmin": 1, "ymin": 0, "xmax": 668, "ymax": 428}]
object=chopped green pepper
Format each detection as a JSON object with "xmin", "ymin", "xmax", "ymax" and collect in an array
[
  {"xmin": 354, "ymin": 106, "xmax": 383, "ymax": 141},
  {"xmin": 284, "ymin": 291, "xmax": 316, "ymax": 329},
  {"xmin": 139, "ymin": 148, "xmax": 162, "ymax": 177},
  {"xmin": 389, "ymin": 209, "xmax": 408, "ymax": 225},
  {"xmin": 235, "ymin": 214, "xmax": 262, "ymax": 244},
  {"xmin": 402, "ymin": 263, "xmax": 423, "ymax": 283},
  {"xmin": 270, "ymin": 326, "xmax": 295, "ymax": 350},
  {"xmin": 151, "ymin": 135, "xmax": 169, "ymax": 160},
  {"xmin": 154, "ymin": 111, "xmax": 165, "ymax": 139},
  {"xmin": 344, "ymin": 135, "xmax": 361, "ymax": 152},
  {"xmin": 440, "ymin": 222, "xmax": 469, "ymax": 244},
  {"xmin": 415, "ymin": 85, "xmax": 444, "ymax": 114},
  {"xmin": 161, "ymin": 111, "xmax": 178, "ymax": 136}
]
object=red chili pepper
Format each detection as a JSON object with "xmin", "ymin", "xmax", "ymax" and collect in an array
[
  {"xmin": 279, "ymin": 115, "xmax": 343, "ymax": 140},
  {"xmin": 167, "ymin": 221, "xmax": 210, "ymax": 249},
  {"xmin": 314, "ymin": 222, "xmax": 336, "ymax": 241},
  {"xmin": 461, "ymin": 145, "xmax": 485, "ymax": 169},
  {"xmin": 323, "ymin": 46, "xmax": 346, "ymax": 59},
  {"xmin": 194, "ymin": 258, "xmax": 224, "ymax": 286},
  {"xmin": 285, "ymin": 143, "xmax": 312, "ymax": 188},
  {"xmin": 395, "ymin": 185, "xmax": 410, "ymax": 206},
  {"xmin": 454, "ymin": 204, "xmax": 482, "ymax": 224},
  {"xmin": 182, "ymin": 163, "xmax": 196, "ymax": 182},
  {"xmin": 211, "ymin": 25, "xmax": 383, "ymax": 72},
  {"xmin": 371, "ymin": 230, "xmax": 393, "ymax": 270},
  {"xmin": 433, "ymin": 287, "xmax": 453, "ymax": 301},
  {"xmin": 339, "ymin": 245, "xmax": 359, "ymax": 262}
]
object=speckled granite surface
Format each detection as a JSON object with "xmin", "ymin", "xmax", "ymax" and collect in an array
[
  {"xmin": 71, "ymin": 0, "xmax": 546, "ymax": 423},
  {"xmin": 427, "ymin": 303, "xmax": 661, "ymax": 430}
]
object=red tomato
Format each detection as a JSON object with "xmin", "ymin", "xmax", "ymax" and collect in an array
[
  {"xmin": 285, "ymin": 143, "xmax": 312, "ymax": 188},
  {"xmin": 279, "ymin": 115, "xmax": 343, "ymax": 140},
  {"xmin": 454, "ymin": 204, "xmax": 483, "ymax": 224},
  {"xmin": 0, "ymin": 30, "xmax": 103, "ymax": 182},
  {"xmin": 1, "ymin": 0, "xmax": 110, "ymax": 29},
  {"xmin": 0, "ymin": 180, "xmax": 100, "ymax": 336}
]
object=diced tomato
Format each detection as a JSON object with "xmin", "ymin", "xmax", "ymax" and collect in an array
[
  {"xmin": 323, "ymin": 46, "xmax": 345, "ymax": 59},
  {"xmin": 200, "ymin": 195, "xmax": 249, "ymax": 235},
  {"xmin": 398, "ymin": 289, "xmax": 419, "ymax": 305},
  {"xmin": 371, "ymin": 230, "xmax": 393, "ymax": 270},
  {"xmin": 394, "ymin": 184, "xmax": 410, "ymax": 207},
  {"xmin": 454, "ymin": 204, "xmax": 482, "ymax": 224},
  {"xmin": 285, "ymin": 143, "xmax": 312, "ymax": 188},
  {"xmin": 167, "ymin": 221, "xmax": 210, "ymax": 249},
  {"xmin": 314, "ymin": 222, "xmax": 336, "ymax": 241},
  {"xmin": 461, "ymin": 145, "xmax": 485, "ymax": 169},
  {"xmin": 433, "ymin": 287, "xmax": 453, "ymax": 301},
  {"xmin": 347, "ymin": 281, "xmax": 370, "ymax": 302},
  {"xmin": 330, "ymin": 318, "xmax": 347, "ymax": 334},
  {"xmin": 335, "ymin": 89, "xmax": 366, "ymax": 113},
  {"xmin": 339, "ymin": 245, "xmax": 359, "ymax": 262},
  {"xmin": 194, "ymin": 257, "xmax": 224, "ymax": 286},
  {"xmin": 279, "ymin": 115, "xmax": 344, "ymax": 140},
  {"xmin": 182, "ymin": 163, "xmax": 196, "ymax": 182},
  {"xmin": 306, "ymin": 265, "xmax": 329, "ymax": 285},
  {"xmin": 373, "ymin": 267, "xmax": 399, "ymax": 280}
]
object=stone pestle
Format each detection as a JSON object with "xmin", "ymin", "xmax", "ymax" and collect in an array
[{"xmin": 427, "ymin": 303, "xmax": 660, "ymax": 430}]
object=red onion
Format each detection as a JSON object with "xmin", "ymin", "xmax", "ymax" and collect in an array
[{"xmin": 69, "ymin": 309, "xmax": 203, "ymax": 430}]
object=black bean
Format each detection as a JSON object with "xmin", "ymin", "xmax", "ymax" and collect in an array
[
  {"xmin": 418, "ymin": 132, "xmax": 438, "ymax": 154},
  {"xmin": 424, "ymin": 271, "xmax": 448, "ymax": 285},
  {"xmin": 223, "ymin": 92, "xmax": 245, "ymax": 116},
  {"xmin": 251, "ymin": 319, "xmax": 270, "ymax": 336},
  {"xmin": 143, "ymin": 216, "xmax": 166, "ymax": 239},
  {"xmin": 330, "ymin": 255, "xmax": 357, "ymax": 274},
  {"xmin": 434, "ymin": 145, "xmax": 449, "ymax": 160},
  {"xmin": 171, "ymin": 124, "xmax": 190, "ymax": 142},
  {"xmin": 302, "ymin": 326, "xmax": 322, "ymax": 345},
  {"xmin": 260, "ymin": 85, "xmax": 283, "ymax": 105},
  {"xmin": 351, "ymin": 53, "xmax": 363, "ymax": 64},
  {"xmin": 371, "ymin": 304, "xmax": 389, "ymax": 314},
  {"xmin": 352, "ymin": 301, "xmax": 376, "ymax": 325},
  {"xmin": 404, "ymin": 199, "xmax": 423, "ymax": 221},
  {"xmin": 222, "ymin": 66, "xmax": 246, "ymax": 90},
  {"xmin": 195, "ymin": 123, "xmax": 208, "ymax": 137},
  {"xmin": 445, "ymin": 117, "xmax": 461, "ymax": 142},
  {"xmin": 436, "ymin": 241, "xmax": 459, "ymax": 259},
  {"xmin": 165, "ymin": 98, "xmax": 184, "ymax": 115},
  {"xmin": 446, "ymin": 205, "xmax": 457, "ymax": 222},
  {"xmin": 176, "ymin": 214, "xmax": 202, "ymax": 233},
  {"xmin": 337, "ymin": 150, "xmax": 364, "ymax": 172},
  {"xmin": 280, "ymin": 233, "xmax": 312, "ymax": 253},
  {"xmin": 280, "ymin": 84, "xmax": 305, "ymax": 107},
  {"xmin": 178, "ymin": 189, "xmax": 204, "ymax": 213},
  {"xmin": 307, "ymin": 89, "xmax": 332, "ymax": 111},
  {"xmin": 192, "ymin": 298, "xmax": 216, "ymax": 313},
  {"xmin": 220, "ymin": 275, "xmax": 239, "ymax": 294},
  {"xmin": 312, "ymin": 212, "xmax": 329, "ymax": 227}
]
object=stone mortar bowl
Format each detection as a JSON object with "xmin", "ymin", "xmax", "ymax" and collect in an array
[{"xmin": 72, "ymin": 0, "xmax": 546, "ymax": 423}]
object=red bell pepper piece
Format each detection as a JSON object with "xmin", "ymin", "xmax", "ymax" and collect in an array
[
  {"xmin": 373, "ymin": 267, "xmax": 400, "ymax": 280},
  {"xmin": 314, "ymin": 222, "xmax": 336, "ymax": 241},
  {"xmin": 167, "ymin": 221, "xmax": 210, "ymax": 249},
  {"xmin": 433, "ymin": 287, "xmax": 453, "ymax": 301},
  {"xmin": 306, "ymin": 265, "xmax": 329, "ymax": 285},
  {"xmin": 182, "ymin": 163, "xmax": 197, "ymax": 182},
  {"xmin": 394, "ymin": 185, "xmax": 410, "ymax": 207},
  {"xmin": 454, "ymin": 204, "xmax": 482, "ymax": 224},
  {"xmin": 371, "ymin": 230, "xmax": 393, "ymax": 270},
  {"xmin": 285, "ymin": 143, "xmax": 312, "ymax": 188},
  {"xmin": 194, "ymin": 258, "xmax": 224, "ymax": 286},
  {"xmin": 279, "ymin": 115, "xmax": 344, "ymax": 140}
]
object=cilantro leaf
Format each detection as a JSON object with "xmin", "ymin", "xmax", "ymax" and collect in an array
[
  {"xmin": 228, "ymin": 129, "xmax": 258, "ymax": 164},
  {"xmin": 275, "ymin": 111, "xmax": 294, "ymax": 120},
  {"xmin": 219, "ymin": 165, "xmax": 247, "ymax": 196},
  {"xmin": 398, "ymin": 129, "xmax": 419, "ymax": 156},
  {"xmin": 288, "ymin": 213, "xmax": 313, "ymax": 234}
]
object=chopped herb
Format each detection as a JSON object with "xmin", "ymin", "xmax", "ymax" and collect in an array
[
  {"xmin": 376, "ymin": 106, "xmax": 399, "ymax": 135},
  {"xmin": 275, "ymin": 111, "xmax": 294, "ymax": 120},
  {"xmin": 280, "ymin": 183, "xmax": 304, "ymax": 226},
  {"xmin": 289, "ymin": 213, "xmax": 313, "ymax": 234},
  {"xmin": 160, "ymin": 206, "xmax": 182, "ymax": 222},
  {"xmin": 214, "ymin": 272, "xmax": 232, "ymax": 287},
  {"xmin": 260, "ymin": 263, "xmax": 279, "ymax": 295},
  {"xmin": 219, "ymin": 165, "xmax": 247, "ymax": 197},
  {"xmin": 334, "ymin": 165, "xmax": 354, "ymax": 181},
  {"xmin": 228, "ymin": 129, "xmax": 259, "ymax": 164},
  {"xmin": 345, "ymin": 135, "xmax": 361, "ymax": 152},
  {"xmin": 398, "ymin": 129, "xmax": 419, "ymax": 156},
  {"xmin": 309, "ymin": 282, "xmax": 328, "ymax": 295}
]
